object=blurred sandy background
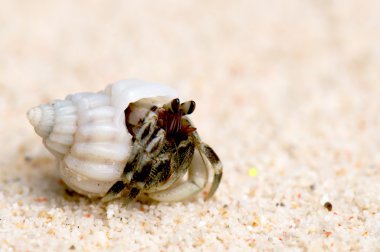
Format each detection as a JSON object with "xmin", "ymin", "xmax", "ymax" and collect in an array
[{"xmin": 1, "ymin": 0, "xmax": 380, "ymax": 251}]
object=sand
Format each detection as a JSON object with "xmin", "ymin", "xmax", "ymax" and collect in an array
[{"xmin": 1, "ymin": 0, "xmax": 380, "ymax": 251}]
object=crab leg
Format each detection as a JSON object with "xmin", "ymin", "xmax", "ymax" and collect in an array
[
  {"xmin": 148, "ymin": 149, "xmax": 208, "ymax": 202},
  {"xmin": 188, "ymin": 118, "xmax": 223, "ymax": 199},
  {"xmin": 198, "ymin": 142, "xmax": 223, "ymax": 200}
]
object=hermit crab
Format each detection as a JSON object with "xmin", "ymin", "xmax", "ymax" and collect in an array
[{"xmin": 27, "ymin": 79, "xmax": 222, "ymax": 205}]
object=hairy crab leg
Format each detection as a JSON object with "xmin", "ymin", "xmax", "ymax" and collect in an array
[
  {"xmin": 187, "ymin": 118, "xmax": 223, "ymax": 200},
  {"xmin": 101, "ymin": 181, "xmax": 126, "ymax": 202},
  {"xmin": 145, "ymin": 138, "xmax": 195, "ymax": 194},
  {"xmin": 147, "ymin": 149, "xmax": 207, "ymax": 202},
  {"xmin": 197, "ymin": 141, "xmax": 223, "ymax": 200},
  {"xmin": 103, "ymin": 111, "xmax": 166, "ymax": 204}
]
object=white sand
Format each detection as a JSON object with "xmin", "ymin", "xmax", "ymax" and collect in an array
[{"xmin": 1, "ymin": 1, "xmax": 380, "ymax": 251}]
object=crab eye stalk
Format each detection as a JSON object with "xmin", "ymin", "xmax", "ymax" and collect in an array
[
  {"xmin": 171, "ymin": 98, "xmax": 180, "ymax": 112},
  {"xmin": 163, "ymin": 98, "xmax": 180, "ymax": 113},
  {"xmin": 180, "ymin": 100, "xmax": 196, "ymax": 115}
]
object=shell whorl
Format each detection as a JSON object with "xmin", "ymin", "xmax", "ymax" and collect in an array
[{"xmin": 27, "ymin": 79, "xmax": 177, "ymax": 196}]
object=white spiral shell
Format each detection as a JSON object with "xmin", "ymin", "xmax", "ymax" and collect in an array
[{"xmin": 27, "ymin": 79, "xmax": 177, "ymax": 197}]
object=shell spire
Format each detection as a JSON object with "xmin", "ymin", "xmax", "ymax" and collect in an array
[
  {"xmin": 27, "ymin": 104, "xmax": 55, "ymax": 138},
  {"xmin": 27, "ymin": 106, "xmax": 42, "ymax": 128}
]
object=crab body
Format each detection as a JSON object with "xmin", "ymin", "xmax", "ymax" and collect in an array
[{"xmin": 27, "ymin": 79, "xmax": 222, "ymax": 204}]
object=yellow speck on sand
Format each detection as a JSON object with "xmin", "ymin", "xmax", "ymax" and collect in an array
[{"xmin": 248, "ymin": 167, "xmax": 258, "ymax": 177}]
